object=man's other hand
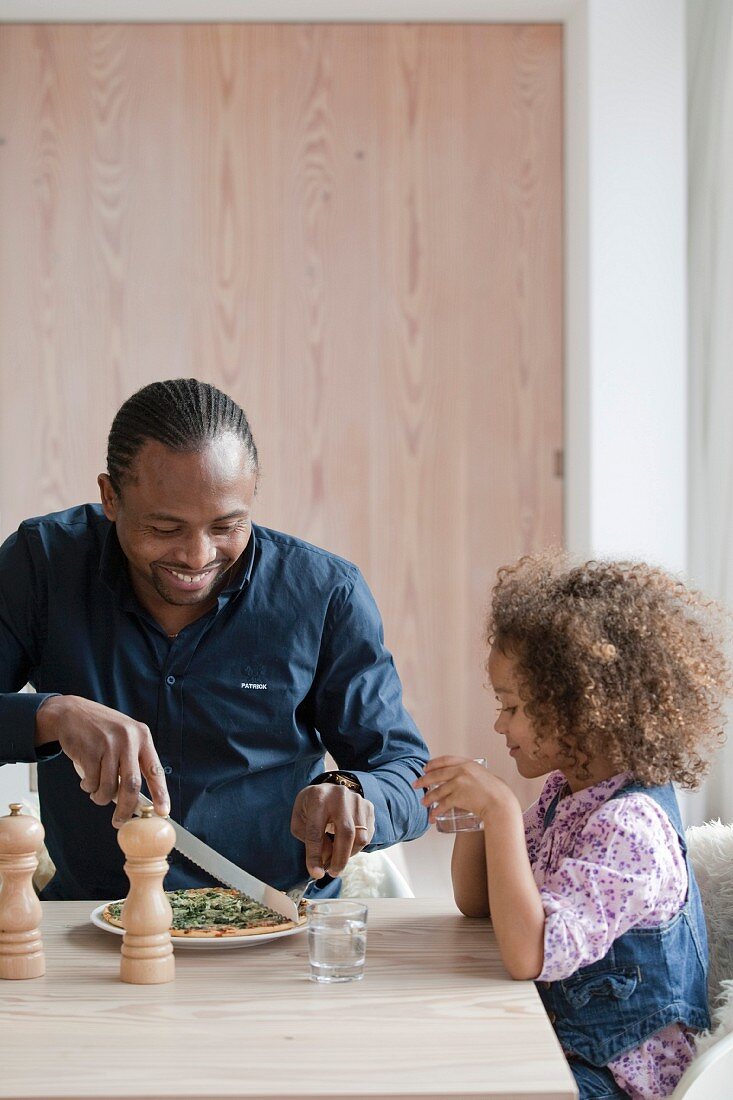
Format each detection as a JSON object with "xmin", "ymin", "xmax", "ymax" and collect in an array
[{"xmin": 290, "ymin": 783, "xmax": 375, "ymax": 879}]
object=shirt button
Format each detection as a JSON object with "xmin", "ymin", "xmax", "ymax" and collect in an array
[
  {"xmin": 163, "ymin": 766, "xmax": 173, "ymax": 775},
  {"xmin": 166, "ymin": 675, "xmax": 176, "ymax": 686}
]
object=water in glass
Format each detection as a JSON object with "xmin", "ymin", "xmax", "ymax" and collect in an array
[
  {"xmin": 307, "ymin": 902, "xmax": 368, "ymax": 983},
  {"xmin": 435, "ymin": 807, "xmax": 485, "ymax": 832},
  {"xmin": 434, "ymin": 757, "xmax": 488, "ymax": 832}
]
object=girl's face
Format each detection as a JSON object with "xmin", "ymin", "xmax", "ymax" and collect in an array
[{"xmin": 488, "ymin": 645, "xmax": 559, "ymax": 780}]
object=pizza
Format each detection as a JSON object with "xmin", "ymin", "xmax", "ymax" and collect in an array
[{"xmin": 102, "ymin": 887, "xmax": 306, "ymax": 938}]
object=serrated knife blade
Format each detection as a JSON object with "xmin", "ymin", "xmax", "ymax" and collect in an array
[{"xmin": 134, "ymin": 793, "xmax": 300, "ymax": 923}]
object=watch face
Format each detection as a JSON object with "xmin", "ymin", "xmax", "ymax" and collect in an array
[
  {"xmin": 313, "ymin": 771, "xmax": 363, "ymax": 796},
  {"xmin": 326, "ymin": 772, "xmax": 359, "ymax": 791}
]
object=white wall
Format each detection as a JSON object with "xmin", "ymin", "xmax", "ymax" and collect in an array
[
  {"xmin": 0, "ymin": 767, "xmax": 31, "ymax": 812},
  {"xmin": 0, "ymin": 689, "xmax": 33, "ymax": 811},
  {"xmin": 565, "ymin": 0, "xmax": 687, "ymax": 572}
]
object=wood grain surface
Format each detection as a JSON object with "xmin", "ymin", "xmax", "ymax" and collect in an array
[
  {"xmin": 0, "ymin": 25, "xmax": 562, "ymax": 801},
  {"xmin": 0, "ymin": 899, "xmax": 576, "ymax": 1099}
]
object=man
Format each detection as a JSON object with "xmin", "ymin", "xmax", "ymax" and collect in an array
[{"xmin": 0, "ymin": 379, "xmax": 429, "ymax": 899}]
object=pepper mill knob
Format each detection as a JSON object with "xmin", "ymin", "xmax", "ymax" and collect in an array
[
  {"xmin": 117, "ymin": 805, "xmax": 175, "ymax": 984},
  {"xmin": 0, "ymin": 803, "xmax": 45, "ymax": 980}
]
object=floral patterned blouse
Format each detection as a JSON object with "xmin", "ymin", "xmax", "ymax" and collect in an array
[{"xmin": 524, "ymin": 771, "xmax": 698, "ymax": 1099}]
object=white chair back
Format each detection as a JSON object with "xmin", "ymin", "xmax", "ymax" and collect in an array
[{"xmin": 671, "ymin": 1029, "xmax": 733, "ymax": 1098}]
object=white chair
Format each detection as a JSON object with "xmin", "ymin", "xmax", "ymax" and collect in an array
[{"xmin": 670, "ymin": 1029, "xmax": 733, "ymax": 1099}]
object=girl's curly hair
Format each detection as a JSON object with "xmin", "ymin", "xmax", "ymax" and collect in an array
[{"xmin": 488, "ymin": 550, "xmax": 732, "ymax": 788}]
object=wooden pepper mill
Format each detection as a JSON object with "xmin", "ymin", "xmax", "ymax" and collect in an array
[
  {"xmin": 117, "ymin": 805, "xmax": 175, "ymax": 985},
  {"xmin": 0, "ymin": 803, "xmax": 45, "ymax": 980}
]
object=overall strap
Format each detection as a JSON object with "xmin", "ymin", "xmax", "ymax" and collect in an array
[
  {"xmin": 542, "ymin": 780, "xmax": 683, "ymax": 843},
  {"xmin": 608, "ymin": 781, "xmax": 686, "ymax": 850}
]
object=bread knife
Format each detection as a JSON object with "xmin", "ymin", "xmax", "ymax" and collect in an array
[{"xmin": 133, "ymin": 792, "xmax": 300, "ymax": 922}]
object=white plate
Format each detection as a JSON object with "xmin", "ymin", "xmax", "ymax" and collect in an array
[{"xmin": 90, "ymin": 902, "xmax": 307, "ymax": 950}]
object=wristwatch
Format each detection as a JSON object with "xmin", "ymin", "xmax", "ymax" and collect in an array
[{"xmin": 309, "ymin": 770, "xmax": 364, "ymax": 797}]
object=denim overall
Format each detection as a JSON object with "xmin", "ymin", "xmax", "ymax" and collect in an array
[{"xmin": 536, "ymin": 782, "xmax": 710, "ymax": 1098}]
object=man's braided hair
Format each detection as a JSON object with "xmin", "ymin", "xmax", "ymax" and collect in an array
[{"xmin": 106, "ymin": 379, "xmax": 258, "ymax": 493}]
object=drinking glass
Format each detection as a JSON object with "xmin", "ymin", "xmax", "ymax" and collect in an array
[
  {"xmin": 307, "ymin": 900, "xmax": 368, "ymax": 983},
  {"xmin": 434, "ymin": 758, "xmax": 488, "ymax": 832}
]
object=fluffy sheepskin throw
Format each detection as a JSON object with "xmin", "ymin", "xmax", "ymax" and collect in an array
[
  {"xmin": 340, "ymin": 851, "xmax": 390, "ymax": 898},
  {"xmin": 686, "ymin": 820, "xmax": 733, "ymax": 1053},
  {"xmin": 339, "ymin": 849, "xmax": 414, "ymax": 899}
]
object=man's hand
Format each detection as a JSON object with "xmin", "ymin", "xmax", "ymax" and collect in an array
[
  {"xmin": 290, "ymin": 784, "xmax": 375, "ymax": 879},
  {"xmin": 35, "ymin": 694, "xmax": 170, "ymax": 827}
]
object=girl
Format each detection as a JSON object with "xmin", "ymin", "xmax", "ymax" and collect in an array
[{"xmin": 416, "ymin": 552, "xmax": 731, "ymax": 1099}]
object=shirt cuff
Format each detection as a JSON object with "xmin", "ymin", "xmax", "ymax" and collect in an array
[
  {"xmin": 350, "ymin": 769, "xmax": 399, "ymax": 847},
  {"xmin": 536, "ymin": 901, "xmax": 592, "ymax": 983},
  {"xmin": 0, "ymin": 693, "xmax": 62, "ymax": 764},
  {"xmin": 313, "ymin": 766, "xmax": 429, "ymax": 848}
]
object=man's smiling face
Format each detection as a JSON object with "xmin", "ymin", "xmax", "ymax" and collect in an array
[{"xmin": 98, "ymin": 434, "xmax": 257, "ymax": 618}]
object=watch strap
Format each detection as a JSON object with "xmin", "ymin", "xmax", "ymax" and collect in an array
[{"xmin": 309, "ymin": 770, "xmax": 364, "ymax": 797}]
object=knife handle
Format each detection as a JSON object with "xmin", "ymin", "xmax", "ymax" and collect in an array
[{"xmin": 72, "ymin": 762, "xmax": 158, "ymax": 817}]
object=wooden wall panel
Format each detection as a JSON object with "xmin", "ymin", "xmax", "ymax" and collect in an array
[{"xmin": 0, "ymin": 24, "xmax": 562, "ymax": 804}]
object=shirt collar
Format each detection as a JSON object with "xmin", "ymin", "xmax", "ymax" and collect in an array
[
  {"xmin": 98, "ymin": 522, "xmax": 130, "ymax": 600},
  {"xmin": 220, "ymin": 525, "xmax": 256, "ymax": 594}
]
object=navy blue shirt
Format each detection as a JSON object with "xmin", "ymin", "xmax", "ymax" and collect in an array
[{"xmin": 0, "ymin": 505, "xmax": 429, "ymax": 899}]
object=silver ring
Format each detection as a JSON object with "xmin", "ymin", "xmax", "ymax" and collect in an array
[{"xmin": 354, "ymin": 825, "xmax": 370, "ymax": 831}]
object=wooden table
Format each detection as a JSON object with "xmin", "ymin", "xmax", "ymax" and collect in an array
[{"xmin": 0, "ymin": 899, "xmax": 577, "ymax": 1100}]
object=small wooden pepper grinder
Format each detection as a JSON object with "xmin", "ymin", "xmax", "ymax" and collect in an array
[
  {"xmin": 0, "ymin": 804, "xmax": 45, "ymax": 980},
  {"xmin": 117, "ymin": 806, "xmax": 175, "ymax": 985}
]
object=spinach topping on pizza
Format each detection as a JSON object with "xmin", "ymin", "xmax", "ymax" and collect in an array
[{"xmin": 102, "ymin": 887, "xmax": 305, "ymax": 937}]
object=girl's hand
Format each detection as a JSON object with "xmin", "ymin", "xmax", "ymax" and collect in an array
[{"xmin": 413, "ymin": 755, "xmax": 518, "ymax": 825}]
